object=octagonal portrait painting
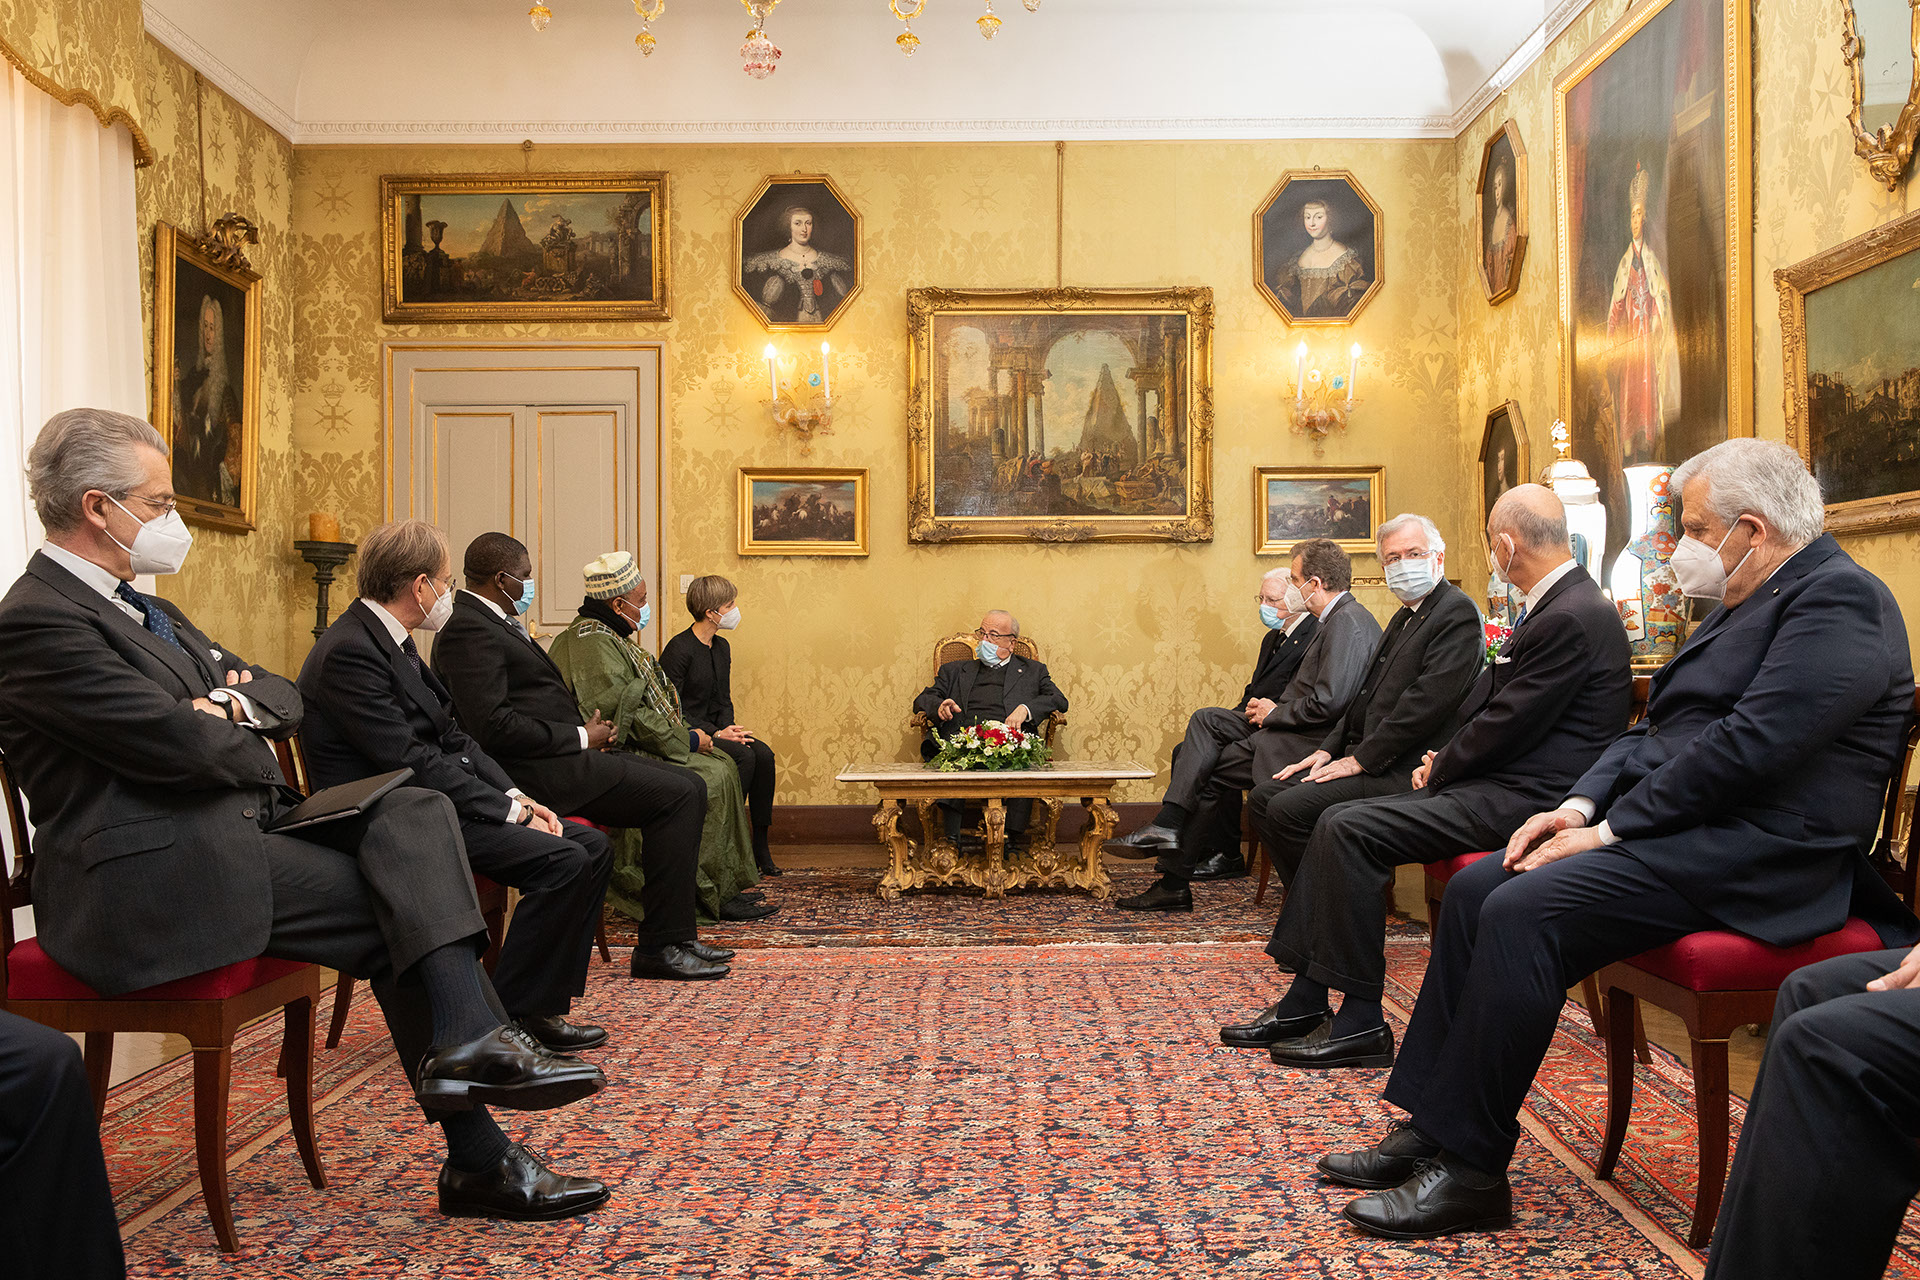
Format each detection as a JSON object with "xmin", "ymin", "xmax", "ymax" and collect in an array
[
  {"xmin": 734, "ymin": 174, "xmax": 861, "ymax": 331},
  {"xmin": 1254, "ymin": 170, "xmax": 1383, "ymax": 326}
]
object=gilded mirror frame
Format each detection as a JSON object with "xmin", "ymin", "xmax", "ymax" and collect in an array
[{"xmin": 1843, "ymin": 0, "xmax": 1920, "ymax": 189}]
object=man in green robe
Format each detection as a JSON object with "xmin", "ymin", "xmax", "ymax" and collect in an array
[{"xmin": 548, "ymin": 552, "xmax": 772, "ymax": 925}]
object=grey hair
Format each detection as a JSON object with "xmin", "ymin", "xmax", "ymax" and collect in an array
[
  {"xmin": 1375, "ymin": 512, "xmax": 1446, "ymax": 556},
  {"xmin": 27, "ymin": 408, "xmax": 169, "ymax": 534},
  {"xmin": 1670, "ymin": 439, "xmax": 1825, "ymax": 547},
  {"xmin": 1490, "ymin": 490, "xmax": 1569, "ymax": 552},
  {"xmin": 358, "ymin": 519, "xmax": 450, "ymax": 603},
  {"xmin": 985, "ymin": 609, "xmax": 1020, "ymax": 637},
  {"xmin": 1260, "ymin": 565, "xmax": 1292, "ymax": 586}
]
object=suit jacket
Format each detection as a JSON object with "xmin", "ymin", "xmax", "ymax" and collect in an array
[
  {"xmin": 1323, "ymin": 579, "xmax": 1483, "ymax": 776},
  {"xmin": 298, "ymin": 600, "xmax": 519, "ymax": 824},
  {"xmin": 1570, "ymin": 535, "xmax": 1918, "ymax": 948},
  {"xmin": 661, "ymin": 627, "xmax": 734, "ymax": 733},
  {"xmin": 913, "ymin": 655, "xmax": 1069, "ymax": 730},
  {"xmin": 1244, "ymin": 593, "xmax": 1382, "ymax": 776},
  {"xmin": 0, "ymin": 552, "xmax": 300, "ymax": 996},
  {"xmin": 429, "ymin": 592, "xmax": 635, "ymax": 814},
  {"xmin": 1239, "ymin": 614, "xmax": 1319, "ymax": 706},
  {"xmin": 1426, "ymin": 565, "xmax": 1632, "ymax": 823}
]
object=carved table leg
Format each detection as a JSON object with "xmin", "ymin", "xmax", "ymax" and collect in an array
[
  {"xmin": 1034, "ymin": 798, "xmax": 1067, "ymax": 877},
  {"xmin": 1079, "ymin": 794, "xmax": 1118, "ymax": 900},
  {"xmin": 875, "ymin": 799, "xmax": 918, "ymax": 900},
  {"xmin": 980, "ymin": 798, "xmax": 1009, "ymax": 899}
]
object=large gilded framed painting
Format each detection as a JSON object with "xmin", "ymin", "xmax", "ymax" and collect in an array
[
  {"xmin": 907, "ymin": 287, "xmax": 1213, "ymax": 544},
  {"xmin": 1253, "ymin": 466, "xmax": 1384, "ymax": 556},
  {"xmin": 154, "ymin": 223, "xmax": 260, "ymax": 533},
  {"xmin": 379, "ymin": 173, "xmax": 668, "ymax": 323},
  {"xmin": 1254, "ymin": 171, "xmax": 1383, "ymax": 326},
  {"xmin": 734, "ymin": 174, "xmax": 861, "ymax": 331},
  {"xmin": 1555, "ymin": 0, "xmax": 1751, "ymax": 569},
  {"xmin": 1777, "ymin": 207, "xmax": 1920, "ymax": 536}
]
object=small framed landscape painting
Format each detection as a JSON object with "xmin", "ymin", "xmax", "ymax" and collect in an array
[
  {"xmin": 154, "ymin": 222, "xmax": 260, "ymax": 533},
  {"xmin": 738, "ymin": 467, "xmax": 869, "ymax": 556},
  {"xmin": 1254, "ymin": 466, "xmax": 1385, "ymax": 555}
]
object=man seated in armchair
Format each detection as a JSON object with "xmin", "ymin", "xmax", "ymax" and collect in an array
[{"xmin": 910, "ymin": 610, "xmax": 1068, "ymax": 853}]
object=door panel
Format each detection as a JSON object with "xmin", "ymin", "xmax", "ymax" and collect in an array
[
  {"xmin": 431, "ymin": 409, "xmax": 519, "ymax": 559},
  {"xmin": 535, "ymin": 407, "xmax": 624, "ymax": 633}
]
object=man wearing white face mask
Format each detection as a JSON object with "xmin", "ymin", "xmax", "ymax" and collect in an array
[{"xmin": 1328, "ymin": 439, "xmax": 1919, "ymax": 1243}]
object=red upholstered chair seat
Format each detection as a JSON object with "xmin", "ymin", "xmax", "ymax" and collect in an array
[
  {"xmin": 1625, "ymin": 918, "xmax": 1885, "ymax": 993},
  {"xmin": 6, "ymin": 938, "xmax": 306, "ymax": 1002},
  {"xmin": 1424, "ymin": 849, "xmax": 1494, "ymax": 886}
]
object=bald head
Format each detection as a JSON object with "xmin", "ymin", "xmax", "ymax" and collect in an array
[{"xmin": 1487, "ymin": 483, "xmax": 1572, "ymax": 596}]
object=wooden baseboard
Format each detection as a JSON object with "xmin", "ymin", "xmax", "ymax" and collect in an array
[{"xmin": 770, "ymin": 801, "xmax": 1158, "ymax": 845}]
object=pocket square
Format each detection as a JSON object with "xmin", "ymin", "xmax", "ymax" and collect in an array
[{"xmin": 1493, "ymin": 655, "xmax": 1513, "ymax": 665}]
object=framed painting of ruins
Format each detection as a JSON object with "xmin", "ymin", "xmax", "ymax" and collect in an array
[
  {"xmin": 379, "ymin": 173, "xmax": 669, "ymax": 323},
  {"xmin": 1555, "ymin": 0, "xmax": 1751, "ymax": 571},
  {"xmin": 906, "ymin": 287, "xmax": 1214, "ymax": 544},
  {"xmin": 1777, "ymin": 207, "xmax": 1920, "ymax": 536}
]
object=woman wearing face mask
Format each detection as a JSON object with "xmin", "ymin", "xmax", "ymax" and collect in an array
[
  {"xmin": 662, "ymin": 575, "xmax": 780, "ymax": 877},
  {"xmin": 548, "ymin": 553, "xmax": 772, "ymax": 926}
]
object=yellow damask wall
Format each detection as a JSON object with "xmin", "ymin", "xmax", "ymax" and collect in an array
[
  {"xmin": 135, "ymin": 36, "xmax": 299, "ymax": 669},
  {"xmin": 1454, "ymin": 0, "xmax": 1920, "ymax": 631},
  {"xmin": 284, "ymin": 139, "xmax": 1462, "ymax": 805}
]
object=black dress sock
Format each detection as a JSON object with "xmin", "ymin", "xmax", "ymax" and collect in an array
[
  {"xmin": 411, "ymin": 943, "xmax": 502, "ymax": 1048},
  {"xmin": 1272, "ymin": 975, "xmax": 1331, "ymax": 1019},
  {"xmin": 440, "ymin": 1107, "xmax": 512, "ymax": 1173},
  {"xmin": 1330, "ymin": 995, "xmax": 1385, "ymax": 1038},
  {"xmin": 1152, "ymin": 802, "xmax": 1188, "ymax": 830}
]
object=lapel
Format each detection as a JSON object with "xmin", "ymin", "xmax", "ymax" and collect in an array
[
  {"xmin": 29, "ymin": 552, "xmax": 211, "ymax": 696},
  {"xmin": 348, "ymin": 601, "xmax": 451, "ymax": 729},
  {"xmin": 1648, "ymin": 536, "xmax": 1843, "ymax": 700},
  {"xmin": 466, "ymin": 593, "xmax": 564, "ymax": 677}
]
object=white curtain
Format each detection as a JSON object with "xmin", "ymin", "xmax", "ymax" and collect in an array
[{"xmin": 0, "ymin": 64, "xmax": 146, "ymax": 588}]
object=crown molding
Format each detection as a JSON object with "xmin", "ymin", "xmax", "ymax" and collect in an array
[
  {"xmin": 1444, "ymin": 0, "xmax": 1595, "ymax": 135},
  {"xmin": 141, "ymin": 2, "xmax": 297, "ymax": 142}
]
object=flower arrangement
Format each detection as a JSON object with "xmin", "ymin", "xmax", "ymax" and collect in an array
[
  {"xmin": 925, "ymin": 720, "xmax": 1051, "ymax": 772},
  {"xmin": 1484, "ymin": 619, "xmax": 1512, "ymax": 664}
]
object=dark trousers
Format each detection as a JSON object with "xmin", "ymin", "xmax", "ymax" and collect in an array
[
  {"xmin": 1382, "ymin": 848, "xmax": 1714, "ymax": 1174},
  {"xmin": 570, "ymin": 757, "xmax": 705, "ymax": 948},
  {"xmin": 1266, "ymin": 788, "xmax": 1505, "ymax": 1001},
  {"xmin": 1164, "ymin": 706, "xmax": 1255, "ymax": 811},
  {"xmin": 259, "ymin": 785, "xmax": 495, "ymax": 1102},
  {"xmin": 922, "ymin": 727, "xmax": 1032, "ymax": 835},
  {"xmin": 712, "ymin": 735, "xmax": 776, "ymax": 831},
  {"xmin": 1705, "ymin": 949, "xmax": 1920, "ymax": 1280},
  {"xmin": 0, "ymin": 1011, "xmax": 125, "ymax": 1280},
  {"xmin": 1239, "ymin": 766, "xmax": 1414, "ymax": 887},
  {"xmin": 457, "ymin": 817, "xmax": 612, "ymax": 1017}
]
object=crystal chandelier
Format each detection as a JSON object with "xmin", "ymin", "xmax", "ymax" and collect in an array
[
  {"xmin": 740, "ymin": 0, "xmax": 782, "ymax": 77},
  {"xmin": 634, "ymin": 0, "xmax": 663, "ymax": 55}
]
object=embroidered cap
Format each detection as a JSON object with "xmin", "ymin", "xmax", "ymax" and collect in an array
[{"xmin": 583, "ymin": 551, "xmax": 641, "ymax": 600}]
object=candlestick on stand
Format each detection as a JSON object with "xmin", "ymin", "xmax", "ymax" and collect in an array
[{"xmin": 294, "ymin": 540, "xmax": 357, "ymax": 642}]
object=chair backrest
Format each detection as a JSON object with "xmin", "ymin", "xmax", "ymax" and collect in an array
[
  {"xmin": 0, "ymin": 749, "xmax": 34, "ymax": 993},
  {"xmin": 273, "ymin": 734, "xmax": 312, "ymax": 798},
  {"xmin": 932, "ymin": 630, "xmax": 1043, "ymax": 675},
  {"xmin": 1872, "ymin": 689, "xmax": 1920, "ymax": 908},
  {"xmin": 1627, "ymin": 674, "xmax": 1652, "ymax": 728}
]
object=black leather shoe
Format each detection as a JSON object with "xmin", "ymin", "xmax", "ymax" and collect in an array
[
  {"xmin": 1187, "ymin": 851, "xmax": 1248, "ymax": 881},
  {"xmin": 416, "ymin": 1026, "xmax": 606, "ymax": 1112},
  {"xmin": 1341, "ymin": 1157, "xmax": 1513, "ymax": 1239},
  {"xmin": 517, "ymin": 1014, "xmax": 609, "ymax": 1052},
  {"xmin": 1317, "ymin": 1120, "xmax": 1441, "ymax": 1189},
  {"xmin": 1219, "ymin": 1003, "xmax": 1332, "ymax": 1048},
  {"xmin": 683, "ymin": 939, "xmax": 735, "ymax": 963},
  {"xmin": 439, "ymin": 1144, "xmax": 611, "ymax": 1221},
  {"xmin": 1105, "ymin": 823, "xmax": 1181, "ymax": 858},
  {"xmin": 1270, "ymin": 1023, "xmax": 1394, "ymax": 1069},
  {"xmin": 719, "ymin": 895, "xmax": 779, "ymax": 921},
  {"xmin": 629, "ymin": 943, "xmax": 730, "ymax": 981},
  {"xmin": 1114, "ymin": 881, "xmax": 1193, "ymax": 912}
]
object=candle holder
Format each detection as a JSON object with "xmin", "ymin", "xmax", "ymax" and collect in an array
[
  {"xmin": 766, "ymin": 392, "xmax": 835, "ymax": 453},
  {"xmin": 1287, "ymin": 341, "xmax": 1362, "ymax": 453},
  {"xmin": 293, "ymin": 540, "xmax": 357, "ymax": 642}
]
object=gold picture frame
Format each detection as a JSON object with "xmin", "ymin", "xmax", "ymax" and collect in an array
[
  {"xmin": 1479, "ymin": 400, "xmax": 1530, "ymax": 527},
  {"xmin": 738, "ymin": 467, "xmax": 869, "ymax": 556},
  {"xmin": 1776, "ymin": 206, "xmax": 1920, "ymax": 536},
  {"xmin": 153, "ymin": 222, "xmax": 261, "ymax": 534},
  {"xmin": 733, "ymin": 173, "xmax": 863, "ymax": 332},
  {"xmin": 1476, "ymin": 120, "xmax": 1529, "ymax": 306},
  {"xmin": 1843, "ymin": 0, "xmax": 1920, "ymax": 189},
  {"xmin": 1253, "ymin": 169, "xmax": 1384, "ymax": 326},
  {"xmin": 1253, "ymin": 465, "xmax": 1385, "ymax": 556},
  {"xmin": 907, "ymin": 286, "xmax": 1214, "ymax": 544},
  {"xmin": 379, "ymin": 172, "xmax": 669, "ymax": 323}
]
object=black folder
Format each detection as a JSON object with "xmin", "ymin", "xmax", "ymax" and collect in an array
[{"xmin": 265, "ymin": 768, "xmax": 415, "ymax": 833}]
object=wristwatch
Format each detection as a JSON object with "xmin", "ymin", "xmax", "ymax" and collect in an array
[{"xmin": 207, "ymin": 689, "xmax": 239, "ymax": 721}]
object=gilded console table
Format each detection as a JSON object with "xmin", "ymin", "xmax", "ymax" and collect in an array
[{"xmin": 836, "ymin": 761, "xmax": 1153, "ymax": 902}]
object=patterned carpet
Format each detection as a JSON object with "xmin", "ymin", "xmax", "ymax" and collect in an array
[
  {"xmin": 105, "ymin": 940, "xmax": 1920, "ymax": 1277},
  {"xmin": 605, "ymin": 862, "xmax": 1431, "ymax": 949}
]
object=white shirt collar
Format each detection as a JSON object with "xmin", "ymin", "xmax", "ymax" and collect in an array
[
  {"xmin": 1283, "ymin": 611, "xmax": 1311, "ymax": 638},
  {"xmin": 1518, "ymin": 558, "xmax": 1579, "ymax": 613},
  {"xmin": 460, "ymin": 587, "xmax": 507, "ymax": 620},
  {"xmin": 39, "ymin": 541, "xmax": 126, "ymax": 602},
  {"xmin": 1315, "ymin": 589, "xmax": 1348, "ymax": 622},
  {"xmin": 360, "ymin": 598, "xmax": 413, "ymax": 648}
]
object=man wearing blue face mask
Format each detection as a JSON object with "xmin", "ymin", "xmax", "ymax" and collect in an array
[{"xmin": 911, "ymin": 610, "xmax": 1070, "ymax": 851}]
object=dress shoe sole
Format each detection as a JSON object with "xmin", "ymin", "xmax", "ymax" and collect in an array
[
  {"xmin": 1219, "ymin": 1013, "xmax": 1330, "ymax": 1048},
  {"xmin": 1188, "ymin": 867, "xmax": 1249, "ymax": 882},
  {"xmin": 1315, "ymin": 1156, "xmax": 1425, "ymax": 1190},
  {"xmin": 1113, "ymin": 899, "xmax": 1193, "ymax": 913},
  {"xmin": 1270, "ymin": 1048, "xmax": 1395, "ymax": 1070},
  {"xmin": 441, "ymin": 1187, "xmax": 612, "ymax": 1221},
  {"xmin": 1340, "ymin": 1205, "xmax": 1512, "ymax": 1239},
  {"xmin": 417, "ymin": 1070, "xmax": 605, "ymax": 1113},
  {"xmin": 629, "ymin": 965, "xmax": 730, "ymax": 981}
]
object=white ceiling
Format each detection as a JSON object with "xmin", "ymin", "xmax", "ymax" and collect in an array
[{"xmin": 142, "ymin": 0, "xmax": 1595, "ymax": 144}]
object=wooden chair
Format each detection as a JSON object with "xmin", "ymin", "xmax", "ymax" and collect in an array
[
  {"xmin": 0, "ymin": 747, "xmax": 324, "ymax": 1253},
  {"xmin": 1592, "ymin": 689, "xmax": 1920, "ymax": 1248}
]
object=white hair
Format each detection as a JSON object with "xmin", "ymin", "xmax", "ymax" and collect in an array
[
  {"xmin": 984, "ymin": 609, "xmax": 1020, "ymax": 637},
  {"xmin": 27, "ymin": 408, "xmax": 168, "ymax": 533},
  {"xmin": 1375, "ymin": 512, "xmax": 1446, "ymax": 556},
  {"xmin": 1260, "ymin": 566, "xmax": 1292, "ymax": 586},
  {"xmin": 1670, "ymin": 439, "xmax": 1825, "ymax": 547}
]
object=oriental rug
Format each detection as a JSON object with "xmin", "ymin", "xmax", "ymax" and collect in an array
[{"xmin": 107, "ymin": 942, "xmax": 1920, "ymax": 1278}]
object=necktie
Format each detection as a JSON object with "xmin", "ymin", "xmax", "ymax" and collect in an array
[
  {"xmin": 115, "ymin": 582, "xmax": 185, "ymax": 652},
  {"xmin": 1513, "ymin": 605, "xmax": 1528, "ymax": 628},
  {"xmin": 507, "ymin": 615, "xmax": 532, "ymax": 642},
  {"xmin": 400, "ymin": 635, "xmax": 424, "ymax": 677}
]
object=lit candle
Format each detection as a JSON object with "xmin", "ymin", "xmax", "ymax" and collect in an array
[
  {"xmin": 764, "ymin": 344, "xmax": 778, "ymax": 402},
  {"xmin": 820, "ymin": 341, "xmax": 832, "ymax": 399},
  {"xmin": 1347, "ymin": 343, "xmax": 1361, "ymax": 400},
  {"xmin": 1293, "ymin": 340, "xmax": 1308, "ymax": 400}
]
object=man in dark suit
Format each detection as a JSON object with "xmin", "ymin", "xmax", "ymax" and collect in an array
[
  {"xmin": 1223, "ymin": 486, "xmax": 1630, "ymax": 1069},
  {"xmin": 0, "ymin": 410, "xmax": 607, "ymax": 1222},
  {"xmin": 299, "ymin": 521, "xmax": 620, "ymax": 1052},
  {"xmin": 911, "ymin": 610, "xmax": 1069, "ymax": 849},
  {"xmin": 1103, "ymin": 565, "xmax": 1317, "ymax": 858},
  {"xmin": 0, "ymin": 1010, "xmax": 124, "ymax": 1278},
  {"xmin": 426, "ymin": 532, "xmax": 726, "ymax": 982},
  {"xmin": 1116, "ymin": 538, "xmax": 1381, "ymax": 910},
  {"xmin": 1329, "ymin": 440, "xmax": 1920, "ymax": 1240}
]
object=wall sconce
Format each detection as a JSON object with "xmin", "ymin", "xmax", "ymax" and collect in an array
[
  {"xmin": 1287, "ymin": 340, "xmax": 1362, "ymax": 452},
  {"xmin": 764, "ymin": 341, "xmax": 835, "ymax": 453}
]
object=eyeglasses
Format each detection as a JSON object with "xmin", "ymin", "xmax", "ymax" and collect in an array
[
  {"xmin": 973, "ymin": 628, "xmax": 1016, "ymax": 644},
  {"xmin": 1254, "ymin": 594, "xmax": 1289, "ymax": 607},
  {"xmin": 1379, "ymin": 548, "xmax": 1436, "ymax": 568},
  {"xmin": 114, "ymin": 491, "xmax": 178, "ymax": 516}
]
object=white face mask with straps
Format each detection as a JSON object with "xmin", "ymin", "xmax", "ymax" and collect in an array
[
  {"xmin": 105, "ymin": 495, "xmax": 194, "ymax": 576},
  {"xmin": 418, "ymin": 578, "xmax": 455, "ymax": 633},
  {"xmin": 1670, "ymin": 519, "xmax": 1756, "ymax": 601}
]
